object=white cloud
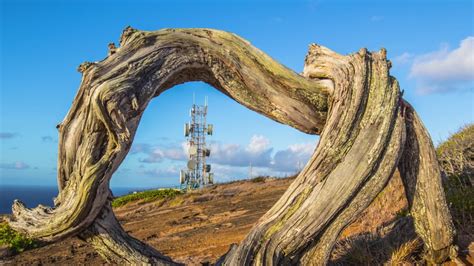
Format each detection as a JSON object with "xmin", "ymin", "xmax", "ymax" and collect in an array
[
  {"xmin": 272, "ymin": 142, "xmax": 316, "ymax": 172},
  {"xmin": 246, "ymin": 135, "xmax": 271, "ymax": 154},
  {"xmin": 130, "ymin": 143, "xmax": 152, "ymax": 154},
  {"xmin": 210, "ymin": 139, "xmax": 316, "ymax": 178},
  {"xmin": 142, "ymin": 165, "xmax": 181, "ymax": 178},
  {"xmin": 0, "ymin": 161, "xmax": 30, "ymax": 170},
  {"xmin": 210, "ymin": 164, "xmax": 247, "ymax": 182},
  {"xmin": 140, "ymin": 146, "xmax": 187, "ymax": 163},
  {"xmin": 208, "ymin": 135, "xmax": 273, "ymax": 167},
  {"xmin": 392, "ymin": 52, "xmax": 414, "ymax": 65},
  {"xmin": 132, "ymin": 142, "xmax": 187, "ymax": 163},
  {"xmin": 409, "ymin": 36, "xmax": 474, "ymax": 94},
  {"xmin": 130, "ymin": 136, "xmax": 318, "ymax": 181}
]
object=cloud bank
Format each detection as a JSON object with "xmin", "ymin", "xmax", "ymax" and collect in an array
[
  {"xmin": 408, "ymin": 36, "xmax": 474, "ymax": 94},
  {"xmin": 130, "ymin": 135, "xmax": 317, "ymax": 181},
  {"xmin": 134, "ymin": 142, "xmax": 187, "ymax": 163}
]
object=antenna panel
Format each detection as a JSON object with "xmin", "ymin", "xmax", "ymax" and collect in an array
[
  {"xmin": 184, "ymin": 123, "xmax": 190, "ymax": 137},
  {"xmin": 207, "ymin": 124, "xmax": 213, "ymax": 135},
  {"xmin": 180, "ymin": 170, "xmax": 185, "ymax": 184},
  {"xmin": 208, "ymin": 173, "xmax": 214, "ymax": 184}
]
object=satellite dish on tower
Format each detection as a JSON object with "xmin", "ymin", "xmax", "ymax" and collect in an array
[
  {"xmin": 187, "ymin": 159, "xmax": 197, "ymax": 170},
  {"xmin": 189, "ymin": 145, "xmax": 198, "ymax": 155}
]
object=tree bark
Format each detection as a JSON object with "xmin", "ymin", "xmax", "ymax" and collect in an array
[
  {"xmin": 220, "ymin": 45, "xmax": 406, "ymax": 265},
  {"xmin": 398, "ymin": 102, "xmax": 457, "ymax": 264},
  {"xmin": 7, "ymin": 27, "xmax": 456, "ymax": 265}
]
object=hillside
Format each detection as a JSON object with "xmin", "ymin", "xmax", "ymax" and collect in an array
[
  {"xmin": 2, "ymin": 171, "xmax": 472, "ymax": 265},
  {"xmin": 2, "ymin": 172, "xmax": 410, "ymax": 265}
]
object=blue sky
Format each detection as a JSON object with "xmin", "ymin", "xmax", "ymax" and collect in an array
[{"xmin": 1, "ymin": 0, "xmax": 473, "ymax": 189}]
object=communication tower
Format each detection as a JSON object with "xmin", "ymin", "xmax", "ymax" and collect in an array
[{"xmin": 180, "ymin": 97, "xmax": 214, "ymax": 190}]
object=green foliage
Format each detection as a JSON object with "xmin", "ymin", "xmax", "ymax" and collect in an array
[
  {"xmin": 436, "ymin": 124, "xmax": 473, "ymax": 178},
  {"xmin": 437, "ymin": 124, "xmax": 473, "ymax": 155},
  {"xmin": 250, "ymin": 176, "xmax": 268, "ymax": 183},
  {"xmin": 437, "ymin": 124, "xmax": 474, "ymax": 240},
  {"xmin": 396, "ymin": 208, "xmax": 410, "ymax": 218},
  {"xmin": 0, "ymin": 222, "xmax": 37, "ymax": 253},
  {"xmin": 444, "ymin": 175, "xmax": 474, "ymax": 213},
  {"xmin": 112, "ymin": 188, "xmax": 182, "ymax": 208}
]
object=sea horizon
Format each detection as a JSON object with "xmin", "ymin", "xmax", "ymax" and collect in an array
[{"xmin": 0, "ymin": 184, "xmax": 180, "ymax": 215}]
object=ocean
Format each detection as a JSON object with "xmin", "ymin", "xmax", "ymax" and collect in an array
[{"xmin": 0, "ymin": 185, "xmax": 151, "ymax": 214}]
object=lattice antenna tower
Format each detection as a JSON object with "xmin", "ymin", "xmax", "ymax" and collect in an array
[{"xmin": 180, "ymin": 97, "xmax": 214, "ymax": 190}]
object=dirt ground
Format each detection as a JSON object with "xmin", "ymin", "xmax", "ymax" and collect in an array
[{"xmin": 1, "ymin": 173, "xmax": 472, "ymax": 265}]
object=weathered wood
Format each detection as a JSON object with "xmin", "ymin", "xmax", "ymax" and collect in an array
[
  {"xmin": 7, "ymin": 27, "xmax": 456, "ymax": 265},
  {"xmin": 79, "ymin": 194, "xmax": 179, "ymax": 265},
  {"xmin": 398, "ymin": 102, "xmax": 458, "ymax": 264},
  {"xmin": 8, "ymin": 27, "xmax": 330, "ymax": 243},
  {"xmin": 220, "ymin": 45, "xmax": 406, "ymax": 265}
]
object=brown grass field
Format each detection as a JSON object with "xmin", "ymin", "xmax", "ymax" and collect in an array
[{"xmin": 2, "ymin": 170, "xmax": 472, "ymax": 265}]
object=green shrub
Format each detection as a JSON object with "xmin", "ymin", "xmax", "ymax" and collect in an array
[
  {"xmin": 436, "ymin": 124, "xmax": 474, "ymax": 241},
  {"xmin": 112, "ymin": 188, "xmax": 182, "ymax": 208},
  {"xmin": 250, "ymin": 176, "xmax": 267, "ymax": 183},
  {"xmin": 437, "ymin": 124, "xmax": 473, "ymax": 179},
  {"xmin": 0, "ymin": 222, "xmax": 37, "ymax": 253},
  {"xmin": 444, "ymin": 175, "xmax": 474, "ymax": 213}
]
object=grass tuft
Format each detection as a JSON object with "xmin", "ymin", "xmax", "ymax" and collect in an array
[
  {"xmin": 112, "ymin": 188, "xmax": 182, "ymax": 208},
  {"xmin": 389, "ymin": 238, "xmax": 422, "ymax": 264},
  {"xmin": 0, "ymin": 222, "xmax": 37, "ymax": 253}
]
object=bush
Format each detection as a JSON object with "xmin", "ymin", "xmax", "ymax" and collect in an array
[
  {"xmin": 250, "ymin": 176, "xmax": 268, "ymax": 183},
  {"xmin": 436, "ymin": 124, "xmax": 474, "ymax": 245},
  {"xmin": 437, "ymin": 124, "xmax": 473, "ymax": 180},
  {"xmin": 112, "ymin": 188, "xmax": 182, "ymax": 208},
  {"xmin": 443, "ymin": 174, "xmax": 474, "ymax": 237},
  {"xmin": 0, "ymin": 222, "xmax": 37, "ymax": 253}
]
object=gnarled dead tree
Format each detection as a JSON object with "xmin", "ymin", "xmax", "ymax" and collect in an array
[{"xmin": 7, "ymin": 27, "xmax": 457, "ymax": 265}]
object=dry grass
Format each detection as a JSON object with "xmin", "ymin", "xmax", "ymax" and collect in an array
[
  {"xmin": 331, "ymin": 233, "xmax": 380, "ymax": 265},
  {"xmin": 331, "ymin": 124, "xmax": 474, "ymax": 265},
  {"xmin": 388, "ymin": 238, "xmax": 422, "ymax": 265},
  {"xmin": 330, "ymin": 216, "xmax": 420, "ymax": 265}
]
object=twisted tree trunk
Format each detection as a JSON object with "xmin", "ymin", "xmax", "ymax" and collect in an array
[{"xmin": 7, "ymin": 27, "xmax": 456, "ymax": 264}]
